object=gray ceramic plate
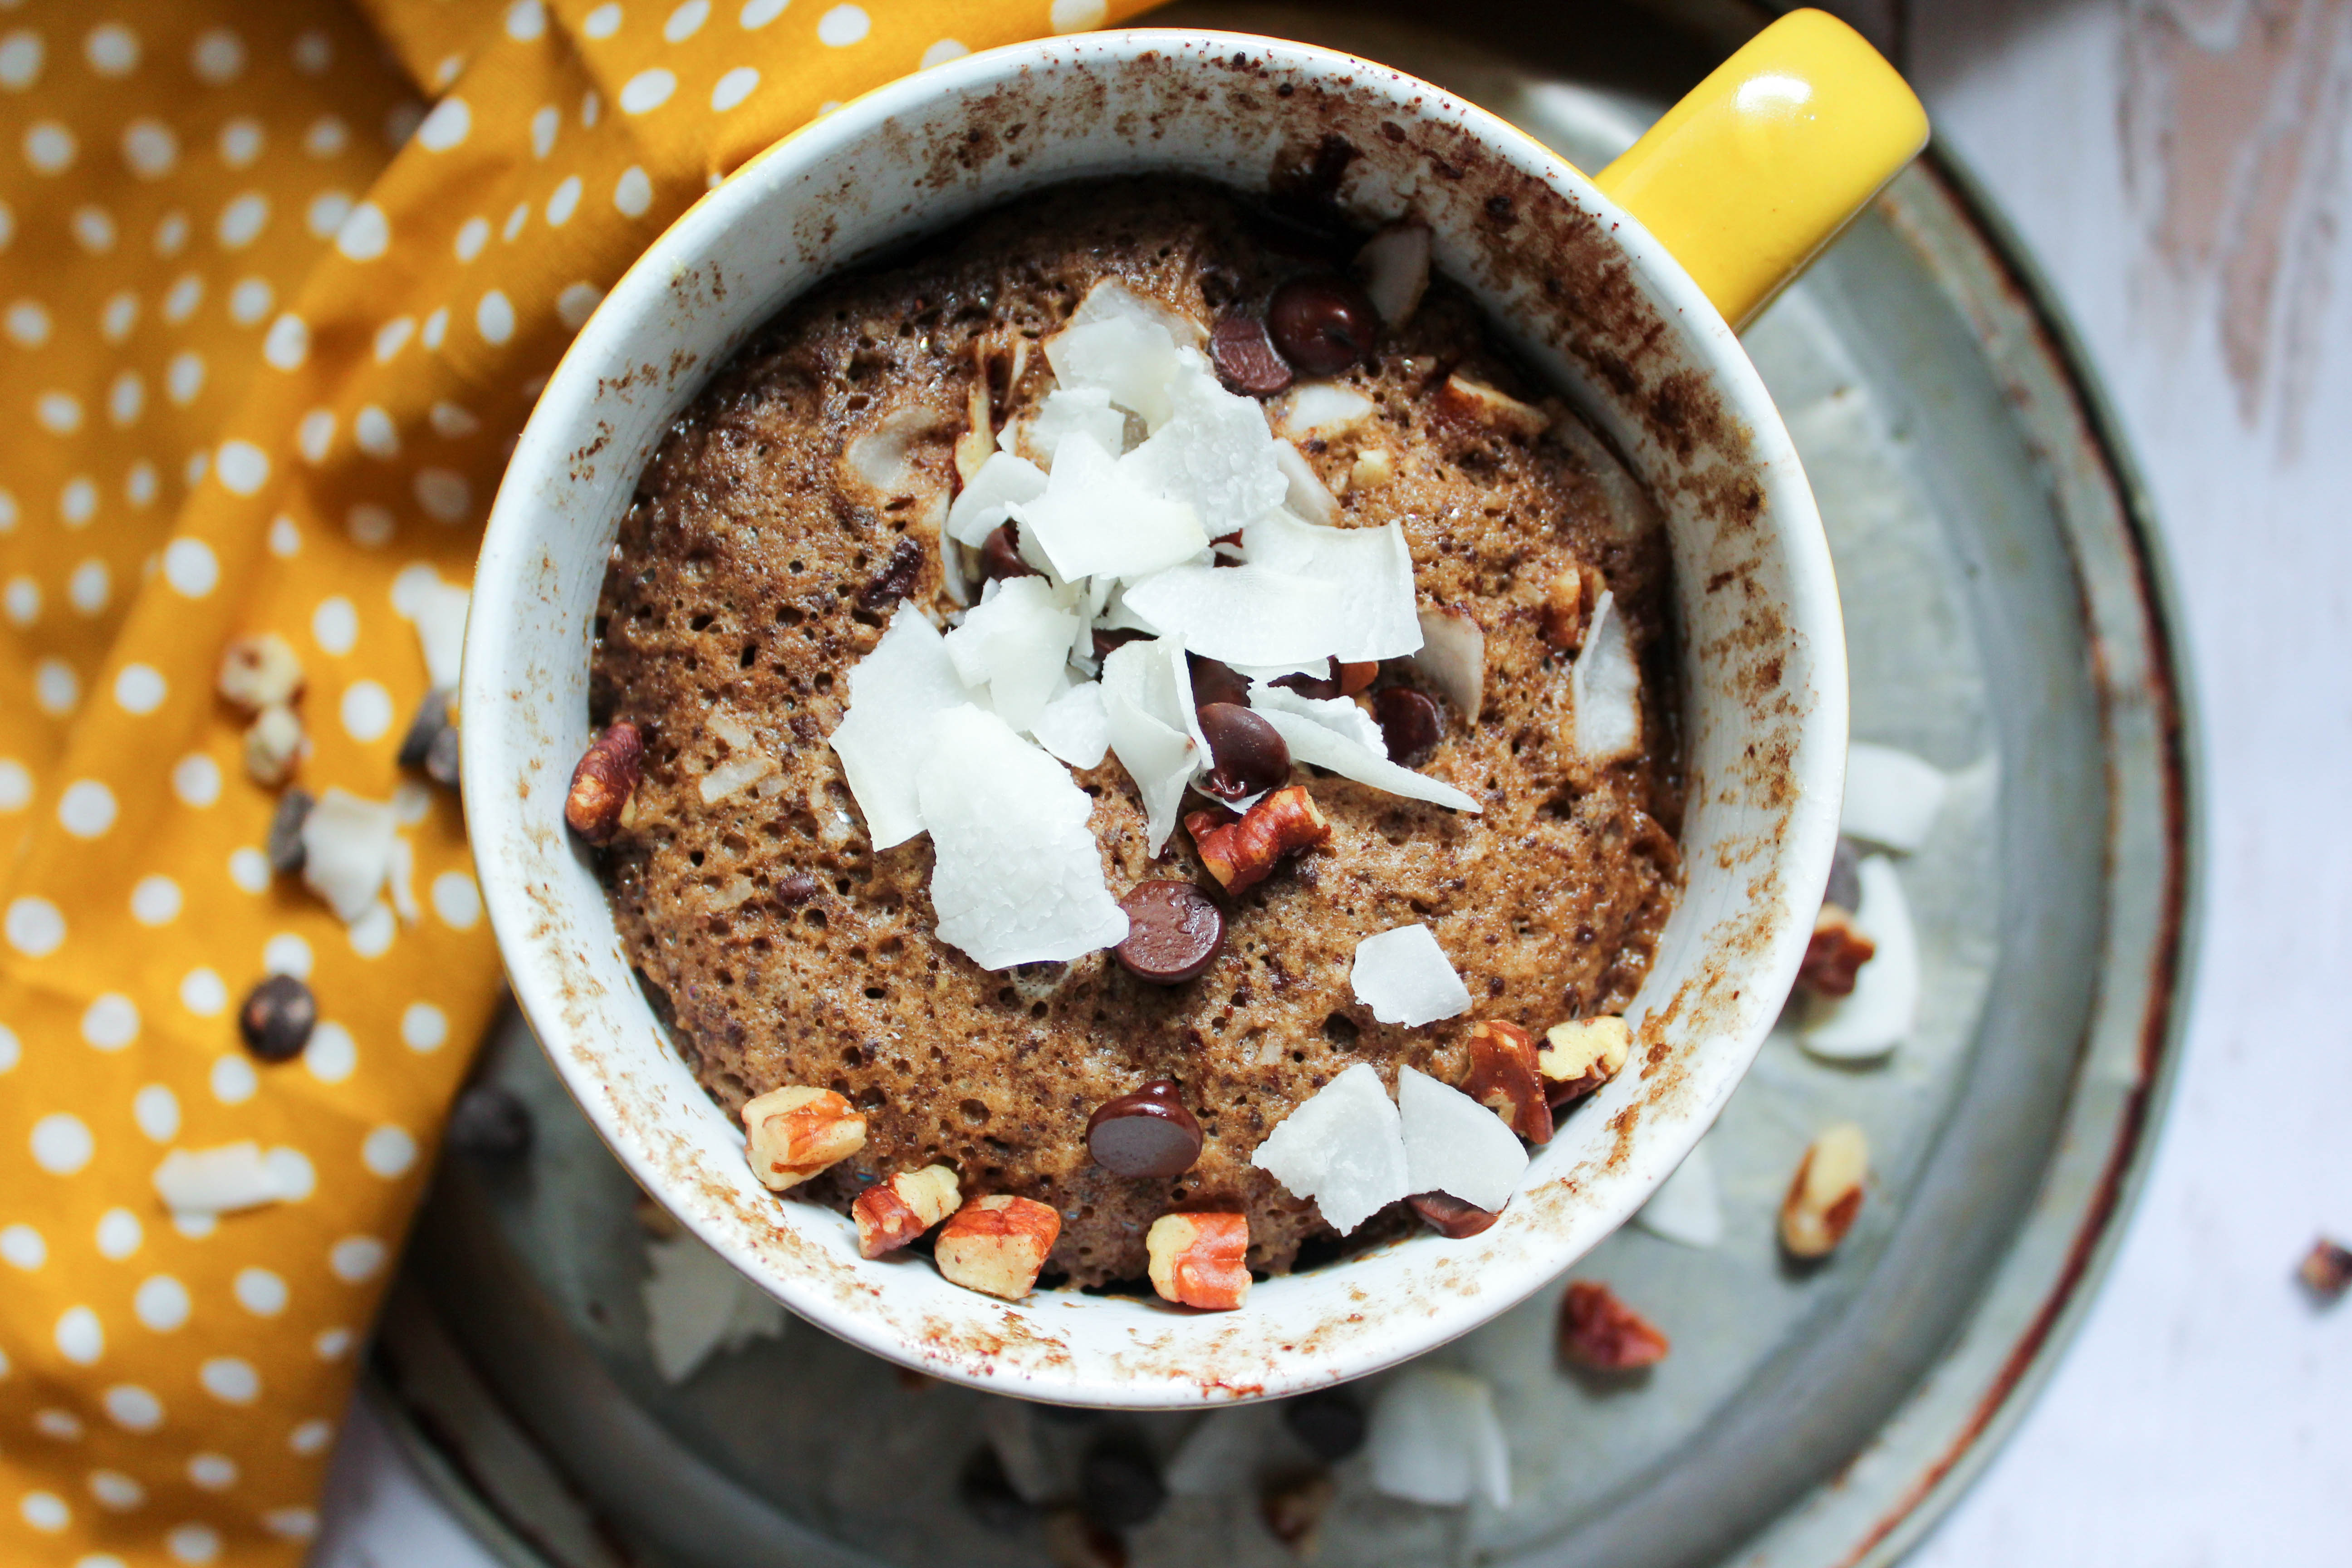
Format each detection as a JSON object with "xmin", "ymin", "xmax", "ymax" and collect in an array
[{"xmin": 372, "ymin": 5, "xmax": 2195, "ymax": 1565}]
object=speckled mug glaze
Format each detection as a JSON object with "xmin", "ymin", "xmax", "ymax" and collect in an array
[{"xmin": 461, "ymin": 30, "xmax": 1845, "ymax": 1407}]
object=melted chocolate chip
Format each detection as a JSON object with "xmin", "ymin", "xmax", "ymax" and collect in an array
[
  {"xmin": 855, "ymin": 536, "xmax": 926, "ymax": 612},
  {"xmin": 1085, "ymin": 1079, "xmax": 1204, "ymax": 1176},
  {"xmin": 1187, "ymin": 654, "xmax": 1250, "ymax": 711},
  {"xmin": 1080, "ymin": 1437, "xmax": 1166, "ymax": 1531},
  {"xmin": 1272, "ymin": 667, "xmax": 1340, "ymax": 701},
  {"xmin": 238, "ymin": 974, "xmax": 316, "ymax": 1063},
  {"xmin": 1209, "ymin": 313, "xmax": 1294, "ymax": 397},
  {"xmin": 980, "ymin": 522, "xmax": 1040, "ymax": 583},
  {"xmin": 1372, "ymin": 686, "xmax": 1444, "ymax": 764},
  {"xmin": 1114, "ymin": 883, "xmax": 1225, "ymax": 986},
  {"xmin": 1267, "ymin": 275, "xmax": 1378, "ymax": 376},
  {"xmin": 1195, "ymin": 703, "xmax": 1290, "ymax": 801},
  {"xmin": 1282, "ymin": 1390, "xmax": 1367, "ymax": 1461},
  {"xmin": 1407, "ymin": 1191, "xmax": 1500, "ymax": 1239}
]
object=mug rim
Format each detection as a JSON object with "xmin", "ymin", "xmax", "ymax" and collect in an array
[{"xmin": 464, "ymin": 27, "xmax": 1845, "ymax": 1406}]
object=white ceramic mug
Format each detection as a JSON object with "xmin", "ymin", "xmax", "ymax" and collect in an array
[{"xmin": 463, "ymin": 19, "xmax": 1920, "ymax": 1406}]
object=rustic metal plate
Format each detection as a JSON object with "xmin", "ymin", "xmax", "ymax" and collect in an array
[{"xmin": 373, "ymin": 5, "xmax": 2194, "ymax": 1565}]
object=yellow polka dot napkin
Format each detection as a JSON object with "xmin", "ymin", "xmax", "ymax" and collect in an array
[{"xmin": 0, "ymin": 1, "xmax": 1146, "ymax": 1562}]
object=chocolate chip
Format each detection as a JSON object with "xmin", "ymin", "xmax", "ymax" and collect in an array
[
  {"xmin": 1209, "ymin": 312, "xmax": 1294, "ymax": 397},
  {"xmin": 238, "ymin": 974, "xmax": 316, "ymax": 1063},
  {"xmin": 397, "ymin": 687, "xmax": 456, "ymax": 775},
  {"xmin": 1188, "ymin": 655, "xmax": 1250, "ymax": 711},
  {"xmin": 1372, "ymin": 686, "xmax": 1444, "ymax": 764},
  {"xmin": 855, "ymin": 536, "xmax": 926, "ymax": 613},
  {"xmin": 957, "ymin": 1446, "xmax": 1034, "ymax": 1533},
  {"xmin": 1281, "ymin": 1389, "xmax": 1367, "ymax": 1461},
  {"xmin": 980, "ymin": 522, "xmax": 1040, "ymax": 583},
  {"xmin": 1825, "ymin": 835, "xmax": 1862, "ymax": 913},
  {"xmin": 1093, "ymin": 627, "xmax": 1148, "ymax": 662},
  {"xmin": 1407, "ymin": 1191, "xmax": 1500, "ymax": 1239},
  {"xmin": 1195, "ymin": 703, "xmax": 1289, "ymax": 802},
  {"xmin": 265, "ymin": 788, "xmax": 313, "ymax": 876},
  {"xmin": 1272, "ymin": 667, "xmax": 1340, "ymax": 701},
  {"xmin": 1114, "ymin": 883, "xmax": 1225, "ymax": 986},
  {"xmin": 446, "ymin": 1083, "xmax": 534, "ymax": 1158},
  {"xmin": 774, "ymin": 871, "xmax": 822, "ymax": 906},
  {"xmin": 1085, "ymin": 1079, "xmax": 1203, "ymax": 1177},
  {"xmin": 1079, "ymin": 1436, "xmax": 1165, "ymax": 1532},
  {"xmin": 1267, "ymin": 274, "xmax": 1378, "ymax": 375}
]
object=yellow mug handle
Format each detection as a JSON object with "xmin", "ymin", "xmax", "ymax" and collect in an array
[{"xmin": 1594, "ymin": 9, "xmax": 1930, "ymax": 331}]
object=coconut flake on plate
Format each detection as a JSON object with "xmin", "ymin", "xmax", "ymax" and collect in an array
[
  {"xmin": 1412, "ymin": 606, "xmax": 1485, "ymax": 722},
  {"xmin": 1636, "ymin": 1137, "xmax": 1725, "ymax": 1249},
  {"xmin": 828, "ymin": 606, "xmax": 971, "ymax": 849},
  {"xmin": 1570, "ymin": 588, "xmax": 1642, "ymax": 764},
  {"xmin": 1276, "ymin": 381, "xmax": 1377, "ymax": 441},
  {"xmin": 941, "ymin": 576, "xmax": 1083, "ymax": 734},
  {"xmin": 916, "ymin": 705, "xmax": 1128, "ymax": 969},
  {"xmin": 1397, "ymin": 1065, "xmax": 1527, "ymax": 1213},
  {"xmin": 1030, "ymin": 678, "xmax": 1110, "ymax": 769},
  {"xmin": 1249, "ymin": 1061, "xmax": 1411, "ymax": 1236},
  {"xmin": 1243, "ymin": 508, "xmax": 1423, "ymax": 662},
  {"xmin": 153, "ymin": 1142, "xmax": 299, "ymax": 1217},
  {"xmin": 1011, "ymin": 431, "xmax": 1208, "ymax": 583},
  {"xmin": 641, "ymin": 1229, "xmax": 787, "ymax": 1385},
  {"xmin": 945, "ymin": 450, "xmax": 1049, "ymax": 548},
  {"xmin": 1354, "ymin": 222, "xmax": 1431, "ymax": 327},
  {"xmin": 1350, "ymin": 923, "xmax": 1473, "ymax": 1026},
  {"xmin": 1841, "ymin": 741, "xmax": 1948, "ymax": 853},
  {"xmin": 1367, "ymin": 1367, "xmax": 1512, "ymax": 1509},
  {"xmin": 1802, "ymin": 854, "xmax": 1920, "ymax": 1059},
  {"xmin": 1099, "ymin": 637, "xmax": 1205, "ymax": 853},
  {"xmin": 1249, "ymin": 690, "xmax": 1481, "ymax": 813},
  {"xmin": 300, "ymin": 787, "xmax": 399, "ymax": 923},
  {"xmin": 404, "ymin": 578, "xmax": 470, "ymax": 690},
  {"xmin": 1273, "ymin": 438, "xmax": 1339, "ymax": 524}
]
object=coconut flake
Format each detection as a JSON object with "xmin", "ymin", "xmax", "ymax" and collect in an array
[
  {"xmin": 829, "ymin": 607, "xmax": 970, "ymax": 849},
  {"xmin": 917, "ymin": 706, "xmax": 1128, "ymax": 968},
  {"xmin": 1636, "ymin": 1138, "xmax": 1724, "ymax": 1248},
  {"xmin": 1398, "ymin": 1065, "xmax": 1528, "ymax": 1212},
  {"xmin": 642, "ymin": 1230, "xmax": 787, "ymax": 1385},
  {"xmin": 1013, "ymin": 431, "xmax": 1208, "ymax": 583},
  {"xmin": 1547, "ymin": 412, "xmax": 1660, "ymax": 544},
  {"xmin": 1354, "ymin": 223, "xmax": 1431, "ymax": 327},
  {"xmin": 1118, "ymin": 355, "xmax": 1291, "ymax": 537},
  {"xmin": 1243, "ymin": 509, "xmax": 1422, "ymax": 661},
  {"xmin": 699, "ymin": 752, "xmax": 779, "ymax": 805},
  {"xmin": 946, "ymin": 450, "xmax": 1049, "ymax": 547},
  {"xmin": 1841, "ymin": 742, "xmax": 1948, "ymax": 853},
  {"xmin": 1274, "ymin": 439, "xmax": 1339, "ymax": 524},
  {"xmin": 1068, "ymin": 277, "xmax": 1207, "ymax": 349},
  {"xmin": 1277, "ymin": 382, "xmax": 1376, "ymax": 440},
  {"xmin": 1249, "ymin": 1061, "xmax": 1411, "ymax": 1235},
  {"xmin": 1116, "ymin": 561, "xmax": 1345, "ymax": 666},
  {"xmin": 1368, "ymin": 1367, "xmax": 1511, "ymax": 1509},
  {"xmin": 941, "ymin": 576, "xmax": 1083, "ymax": 734},
  {"xmin": 406, "ymin": 578, "xmax": 470, "ymax": 690},
  {"xmin": 1412, "ymin": 607, "xmax": 1485, "ymax": 722},
  {"xmin": 1017, "ymin": 385, "xmax": 1129, "ymax": 466},
  {"xmin": 154, "ymin": 1143, "xmax": 294, "ymax": 1216},
  {"xmin": 1031, "ymin": 679, "xmax": 1110, "ymax": 769},
  {"xmin": 1802, "ymin": 854, "xmax": 1920, "ymax": 1059},
  {"xmin": 1099, "ymin": 637, "xmax": 1205, "ymax": 853},
  {"xmin": 1250, "ymin": 700, "xmax": 1480, "ymax": 813},
  {"xmin": 842, "ymin": 401, "xmax": 952, "ymax": 495},
  {"xmin": 1044, "ymin": 305, "xmax": 1184, "ymax": 429},
  {"xmin": 1351, "ymin": 924, "xmax": 1472, "ymax": 1026},
  {"xmin": 300, "ymin": 788, "xmax": 398, "ymax": 923},
  {"xmin": 1570, "ymin": 589, "xmax": 1642, "ymax": 764},
  {"xmin": 1249, "ymin": 681, "xmax": 1389, "ymax": 755}
]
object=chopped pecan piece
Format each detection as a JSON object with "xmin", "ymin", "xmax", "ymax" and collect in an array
[
  {"xmin": 564, "ymin": 720, "xmax": 643, "ymax": 844},
  {"xmin": 2296, "ymin": 1237, "xmax": 2352, "ymax": 1304},
  {"xmin": 1463, "ymin": 1020, "xmax": 1552, "ymax": 1143},
  {"xmin": 934, "ymin": 1194, "xmax": 1060, "ymax": 1300},
  {"xmin": 741, "ymin": 1086, "xmax": 865, "ymax": 1192},
  {"xmin": 1798, "ymin": 904, "xmax": 1877, "ymax": 997},
  {"xmin": 852, "ymin": 1164, "xmax": 963, "ymax": 1258},
  {"xmin": 1191, "ymin": 784, "xmax": 1330, "ymax": 893},
  {"xmin": 1780, "ymin": 1122, "xmax": 1869, "ymax": 1259},
  {"xmin": 1557, "ymin": 1280, "xmax": 1670, "ymax": 1370},
  {"xmin": 1539, "ymin": 1016, "xmax": 1631, "ymax": 1106},
  {"xmin": 1146, "ymin": 1212, "xmax": 1250, "ymax": 1310}
]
